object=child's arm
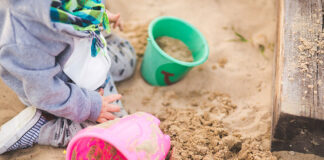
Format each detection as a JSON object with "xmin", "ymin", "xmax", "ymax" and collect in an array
[{"xmin": 0, "ymin": 44, "xmax": 102, "ymax": 123}]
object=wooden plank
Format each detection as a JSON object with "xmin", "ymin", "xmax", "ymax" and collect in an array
[{"xmin": 271, "ymin": 0, "xmax": 324, "ymax": 156}]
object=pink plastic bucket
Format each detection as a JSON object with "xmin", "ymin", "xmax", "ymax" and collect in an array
[{"xmin": 66, "ymin": 112, "xmax": 171, "ymax": 160}]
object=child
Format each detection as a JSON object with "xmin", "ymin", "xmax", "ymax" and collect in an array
[{"xmin": 0, "ymin": 0, "xmax": 136, "ymax": 154}]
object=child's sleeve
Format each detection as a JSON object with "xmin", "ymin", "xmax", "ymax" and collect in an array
[{"xmin": 0, "ymin": 44, "xmax": 102, "ymax": 123}]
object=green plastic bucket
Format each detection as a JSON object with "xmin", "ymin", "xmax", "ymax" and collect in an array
[{"xmin": 140, "ymin": 16, "xmax": 209, "ymax": 86}]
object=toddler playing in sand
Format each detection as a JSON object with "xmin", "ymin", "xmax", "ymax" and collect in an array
[{"xmin": 0, "ymin": 0, "xmax": 136, "ymax": 154}]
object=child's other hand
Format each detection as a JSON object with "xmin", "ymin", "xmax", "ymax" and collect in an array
[
  {"xmin": 106, "ymin": 10, "xmax": 123, "ymax": 31},
  {"xmin": 96, "ymin": 91, "xmax": 122, "ymax": 123}
]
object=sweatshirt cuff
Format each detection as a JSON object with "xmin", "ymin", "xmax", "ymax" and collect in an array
[{"xmin": 88, "ymin": 91, "xmax": 102, "ymax": 122}]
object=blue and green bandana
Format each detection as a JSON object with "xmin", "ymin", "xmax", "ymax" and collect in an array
[{"xmin": 50, "ymin": 0, "xmax": 110, "ymax": 57}]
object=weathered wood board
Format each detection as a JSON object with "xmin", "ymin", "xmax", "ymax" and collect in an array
[{"xmin": 272, "ymin": 0, "xmax": 324, "ymax": 156}]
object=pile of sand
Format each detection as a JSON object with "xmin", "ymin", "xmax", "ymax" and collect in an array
[
  {"xmin": 156, "ymin": 93, "xmax": 276, "ymax": 160},
  {"xmin": 121, "ymin": 22, "xmax": 149, "ymax": 57},
  {"xmin": 156, "ymin": 36, "xmax": 193, "ymax": 62}
]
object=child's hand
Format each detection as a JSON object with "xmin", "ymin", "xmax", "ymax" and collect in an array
[
  {"xmin": 96, "ymin": 89, "xmax": 122, "ymax": 123},
  {"xmin": 106, "ymin": 10, "xmax": 123, "ymax": 31}
]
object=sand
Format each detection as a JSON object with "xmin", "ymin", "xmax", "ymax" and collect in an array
[
  {"xmin": 155, "ymin": 36, "xmax": 193, "ymax": 62},
  {"xmin": 1, "ymin": 0, "xmax": 324, "ymax": 159},
  {"xmin": 156, "ymin": 95, "xmax": 276, "ymax": 160}
]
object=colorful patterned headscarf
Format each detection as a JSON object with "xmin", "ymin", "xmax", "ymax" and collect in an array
[{"xmin": 50, "ymin": 0, "xmax": 110, "ymax": 57}]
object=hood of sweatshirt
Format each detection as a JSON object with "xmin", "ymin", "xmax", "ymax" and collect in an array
[
  {"xmin": 0, "ymin": 0, "xmax": 92, "ymax": 41},
  {"xmin": 2, "ymin": 0, "xmax": 53, "ymax": 29}
]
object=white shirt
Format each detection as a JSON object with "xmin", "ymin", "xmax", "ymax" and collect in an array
[{"xmin": 63, "ymin": 37, "xmax": 111, "ymax": 91}]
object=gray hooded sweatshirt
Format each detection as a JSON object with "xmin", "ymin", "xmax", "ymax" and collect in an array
[{"xmin": 0, "ymin": 0, "xmax": 103, "ymax": 122}]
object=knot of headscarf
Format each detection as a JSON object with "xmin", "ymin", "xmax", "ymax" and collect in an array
[{"xmin": 50, "ymin": 0, "xmax": 110, "ymax": 57}]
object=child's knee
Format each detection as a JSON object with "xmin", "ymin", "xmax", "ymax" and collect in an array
[
  {"xmin": 38, "ymin": 118, "xmax": 95, "ymax": 147},
  {"xmin": 106, "ymin": 34, "xmax": 137, "ymax": 81}
]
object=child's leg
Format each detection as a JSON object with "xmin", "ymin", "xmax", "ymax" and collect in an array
[
  {"xmin": 105, "ymin": 33, "xmax": 137, "ymax": 82},
  {"xmin": 37, "ymin": 117, "xmax": 95, "ymax": 147},
  {"xmin": 102, "ymin": 33, "xmax": 136, "ymax": 117},
  {"xmin": 103, "ymin": 74, "xmax": 128, "ymax": 117},
  {"xmin": 0, "ymin": 107, "xmax": 48, "ymax": 154},
  {"xmin": 0, "ymin": 107, "xmax": 96, "ymax": 152}
]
